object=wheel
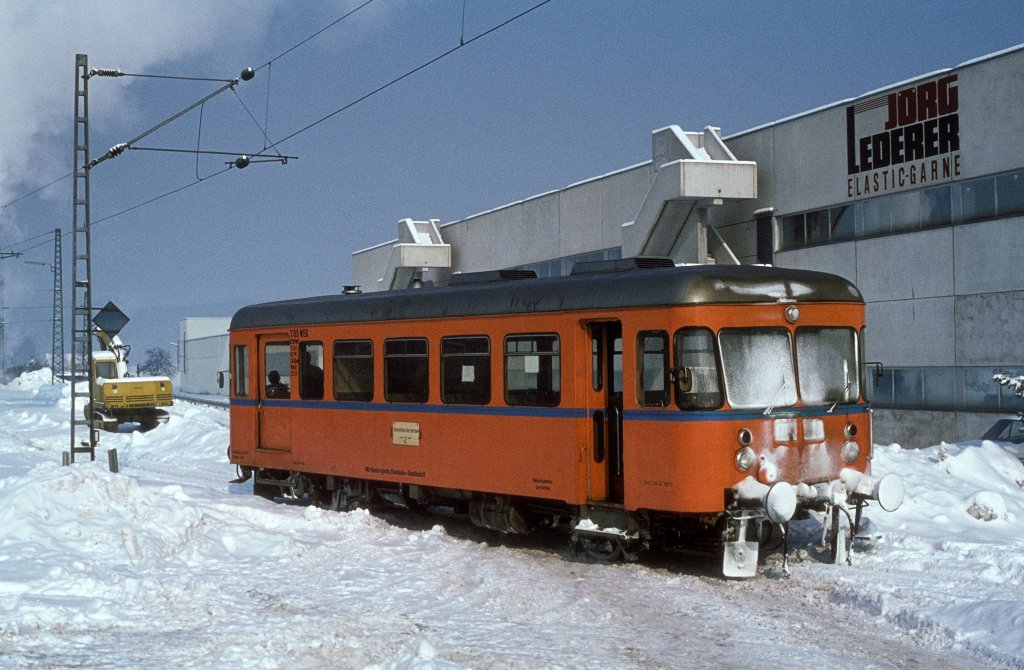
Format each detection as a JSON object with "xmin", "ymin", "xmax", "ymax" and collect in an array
[
  {"xmin": 581, "ymin": 538, "xmax": 623, "ymax": 562},
  {"xmin": 313, "ymin": 482, "xmax": 362, "ymax": 512}
]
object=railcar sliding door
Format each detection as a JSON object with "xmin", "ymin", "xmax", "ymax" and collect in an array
[
  {"xmin": 258, "ymin": 336, "xmax": 292, "ymax": 452},
  {"xmin": 586, "ymin": 321, "xmax": 624, "ymax": 504}
]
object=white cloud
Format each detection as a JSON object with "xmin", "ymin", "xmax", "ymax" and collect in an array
[{"xmin": 0, "ymin": 0, "xmax": 283, "ymax": 236}]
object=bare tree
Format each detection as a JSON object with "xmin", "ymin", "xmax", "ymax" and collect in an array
[{"xmin": 139, "ymin": 347, "xmax": 176, "ymax": 377}]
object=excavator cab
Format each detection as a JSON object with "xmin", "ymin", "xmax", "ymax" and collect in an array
[{"xmin": 86, "ymin": 331, "xmax": 172, "ymax": 432}]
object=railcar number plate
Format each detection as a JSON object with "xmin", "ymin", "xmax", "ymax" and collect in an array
[{"xmin": 392, "ymin": 421, "xmax": 421, "ymax": 446}]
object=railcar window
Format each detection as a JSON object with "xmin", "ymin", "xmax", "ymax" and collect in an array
[
  {"xmin": 299, "ymin": 341, "xmax": 324, "ymax": 400},
  {"xmin": 796, "ymin": 328, "xmax": 859, "ymax": 406},
  {"xmin": 674, "ymin": 328, "xmax": 722, "ymax": 410},
  {"xmin": 441, "ymin": 336, "xmax": 491, "ymax": 405},
  {"xmin": 505, "ymin": 334, "xmax": 560, "ymax": 406},
  {"xmin": 233, "ymin": 345, "xmax": 249, "ymax": 397},
  {"xmin": 719, "ymin": 329, "xmax": 797, "ymax": 410},
  {"xmin": 860, "ymin": 327, "xmax": 869, "ymax": 402},
  {"xmin": 591, "ymin": 331, "xmax": 622, "ymax": 392},
  {"xmin": 263, "ymin": 342, "xmax": 291, "ymax": 398},
  {"xmin": 333, "ymin": 340, "xmax": 374, "ymax": 402},
  {"xmin": 385, "ymin": 338, "xmax": 429, "ymax": 403},
  {"xmin": 637, "ymin": 331, "xmax": 669, "ymax": 407}
]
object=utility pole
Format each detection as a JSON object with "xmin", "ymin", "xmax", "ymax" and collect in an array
[
  {"xmin": 52, "ymin": 229, "xmax": 64, "ymax": 384},
  {"xmin": 69, "ymin": 53, "xmax": 97, "ymax": 462},
  {"xmin": 25, "ymin": 229, "xmax": 65, "ymax": 385},
  {"xmin": 0, "ymin": 274, "xmax": 6, "ymax": 381},
  {"xmin": 65, "ymin": 53, "xmax": 284, "ymax": 464}
]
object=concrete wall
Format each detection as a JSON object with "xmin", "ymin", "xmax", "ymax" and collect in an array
[
  {"xmin": 354, "ymin": 164, "xmax": 652, "ymax": 290},
  {"xmin": 179, "ymin": 318, "xmax": 230, "ymax": 396}
]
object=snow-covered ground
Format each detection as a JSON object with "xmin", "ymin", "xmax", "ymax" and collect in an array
[{"xmin": 1, "ymin": 369, "xmax": 1022, "ymax": 669}]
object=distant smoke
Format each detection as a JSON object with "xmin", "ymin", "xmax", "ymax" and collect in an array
[{"xmin": 0, "ymin": 0, "xmax": 281, "ymax": 238}]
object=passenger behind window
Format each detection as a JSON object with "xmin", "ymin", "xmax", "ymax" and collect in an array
[
  {"xmin": 300, "ymin": 350, "xmax": 324, "ymax": 400},
  {"xmin": 266, "ymin": 370, "xmax": 289, "ymax": 398}
]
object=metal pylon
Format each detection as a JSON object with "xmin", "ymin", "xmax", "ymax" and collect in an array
[
  {"xmin": 69, "ymin": 53, "xmax": 97, "ymax": 462},
  {"xmin": 52, "ymin": 228, "xmax": 65, "ymax": 384},
  {"xmin": 0, "ymin": 275, "xmax": 6, "ymax": 381}
]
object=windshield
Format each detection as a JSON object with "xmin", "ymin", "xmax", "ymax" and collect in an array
[
  {"xmin": 796, "ymin": 327, "xmax": 859, "ymax": 405},
  {"xmin": 95, "ymin": 361, "xmax": 117, "ymax": 380},
  {"xmin": 719, "ymin": 328, "xmax": 797, "ymax": 409}
]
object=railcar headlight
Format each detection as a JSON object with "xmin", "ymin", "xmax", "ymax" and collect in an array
[
  {"xmin": 737, "ymin": 428, "xmax": 753, "ymax": 447},
  {"xmin": 842, "ymin": 441, "xmax": 861, "ymax": 464},
  {"xmin": 735, "ymin": 447, "xmax": 757, "ymax": 472},
  {"xmin": 845, "ymin": 422, "xmax": 858, "ymax": 439}
]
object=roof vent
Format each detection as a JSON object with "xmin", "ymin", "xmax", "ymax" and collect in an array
[
  {"xmin": 448, "ymin": 269, "xmax": 538, "ymax": 286},
  {"xmin": 570, "ymin": 256, "xmax": 675, "ymax": 276}
]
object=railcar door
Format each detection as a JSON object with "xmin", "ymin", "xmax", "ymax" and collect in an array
[
  {"xmin": 257, "ymin": 336, "xmax": 292, "ymax": 452},
  {"xmin": 585, "ymin": 321, "xmax": 624, "ymax": 503}
]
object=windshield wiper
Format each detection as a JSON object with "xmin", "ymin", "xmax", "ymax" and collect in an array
[
  {"xmin": 828, "ymin": 379, "xmax": 853, "ymax": 414},
  {"xmin": 763, "ymin": 378, "xmax": 790, "ymax": 416}
]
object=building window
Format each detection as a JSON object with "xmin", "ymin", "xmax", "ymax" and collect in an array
[
  {"xmin": 922, "ymin": 185, "xmax": 953, "ymax": 228},
  {"xmin": 779, "ymin": 169, "xmax": 1024, "ymax": 253},
  {"xmin": 869, "ymin": 365, "xmax": 1024, "ymax": 413},
  {"xmin": 385, "ymin": 338, "xmax": 429, "ymax": 403},
  {"xmin": 637, "ymin": 331, "xmax": 669, "ymax": 407},
  {"xmin": 780, "ymin": 214, "xmax": 805, "ymax": 249},
  {"xmin": 859, "ymin": 197, "xmax": 892, "ymax": 238},
  {"xmin": 518, "ymin": 247, "xmax": 621, "ymax": 278},
  {"xmin": 892, "ymin": 368, "xmax": 923, "ymax": 408},
  {"xmin": 890, "ymin": 190, "xmax": 922, "ymax": 233},
  {"xmin": 830, "ymin": 205, "xmax": 856, "ymax": 242},
  {"xmin": 996, "ymin": 170, "xmax": 1024, "ymax": 217},
  {"xmin": 232, "ymin": 345, "xmax": 249, "ymax": 397},
  {"xmin": 962, "ymin": 177, "xmax": 996, "ymax": 223},
  {"xmin": 923, "ymin": 367, "xmax": 955, "ymax": 409},
  {"xmin": 505, "ymin": 334, "xmax": 560, "ymax": 406},
  {"xmin": 805, "ymin": 209, "xmax": 830, "ymax": 245},
  {"xmin": 441, "ymin": 336, "xmax": 490, "ymax": 405},
  {"xmin": 333, "ymin": 340, "xmax": 373, "ymax": 402}
]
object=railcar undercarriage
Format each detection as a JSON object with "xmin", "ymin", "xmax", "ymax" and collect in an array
[
  {"xmin": 236, "ymin": 465, "xmax": 903, "ymax": 577},
  {"xmin": 237, "ymin": 467, "xmax": 797, "ymax": 575}
]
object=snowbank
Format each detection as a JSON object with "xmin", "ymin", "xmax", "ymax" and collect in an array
[{"xmin": 1, "ymin": 369, "xmax": 1023, "ymax": 668}]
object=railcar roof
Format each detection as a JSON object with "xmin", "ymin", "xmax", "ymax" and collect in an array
[{"xmin": 230, "ymin": 264, "xmax": 862, "ymax": 330}]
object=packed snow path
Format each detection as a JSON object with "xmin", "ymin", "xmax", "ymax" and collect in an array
[{"xmin": 1, "ymin": 371, "xmax": 1022, "ymax": 669}]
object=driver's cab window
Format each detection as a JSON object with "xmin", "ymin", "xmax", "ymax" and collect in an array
[
  {"xmin": 95, "ymin": 361, "xmax": 117, "ymax": 380},
  {"xmin": 674, "ymin": 327, "xmax": 722, "ymax": 409},
  {"xmin": 264, "ymin": 342, "xmax": 291, "ymax": 398}
]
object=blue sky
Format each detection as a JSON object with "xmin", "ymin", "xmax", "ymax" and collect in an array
[{"xmin": 0, "ymin": 0, "xmax": 1021, "ymax": 368}]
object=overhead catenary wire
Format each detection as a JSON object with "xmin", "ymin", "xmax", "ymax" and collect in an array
[
  {"xmin": 256, "ymin": 0, "xmax": 379, "ymax": 72},
  {"xmin": 251, "ymin": 0, "xmax": 554, "ymax": 160},
  {"xmin": 1, "ymin": 0, "xmax": 554, "ymax": 247},
  {"xmin": 84, "ymin": 0, "xmax": 553, "ymax": 229}
]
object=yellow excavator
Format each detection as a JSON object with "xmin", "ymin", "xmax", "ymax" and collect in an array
[{"xmin": 85, "ymin": 327, "xmax": 172, "ymax": 432}]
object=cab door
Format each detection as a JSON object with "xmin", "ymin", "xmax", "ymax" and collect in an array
[
  {"xmin": 584, "ymin": 321, "xmax": 624, "ymax": 503},
  {"xmin": 258, "ymin": 336, "xmax": 292, "ymax": 452}
]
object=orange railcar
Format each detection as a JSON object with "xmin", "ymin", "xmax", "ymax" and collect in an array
[{"xmin": 227, "ymin": 259, "xmax": 903, "ymax": 576}]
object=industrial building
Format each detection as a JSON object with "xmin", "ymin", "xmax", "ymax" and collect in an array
[{"xmin": 349, "ymin": 44, "xmax": 1024, "ymax": 448}]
